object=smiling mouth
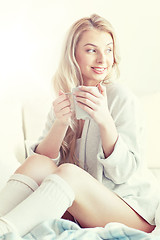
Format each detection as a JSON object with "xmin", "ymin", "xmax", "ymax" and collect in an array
[{"xmin": 91, "ymin": 67, "xmax": 107, "ymax": 74}]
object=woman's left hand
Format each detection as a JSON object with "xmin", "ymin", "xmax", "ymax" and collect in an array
[{"xmin": 74, "ymin": 83, "xmax": 110, "ymax": 126}]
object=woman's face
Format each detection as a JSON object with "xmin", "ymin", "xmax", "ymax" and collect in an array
[{"xmin": 75, "ymin": 29, "xmax": 114, "ymax": 86}]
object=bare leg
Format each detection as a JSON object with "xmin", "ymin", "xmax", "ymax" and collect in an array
[
  {"xmin": 55, "ymin": 163, "xmax": 155, "ymax": 233},
  {"xmin": 12, "ymin": 156, "xmax": 155, "ymax": 232},
  {"xmin": 15, "ymin": 154, "xmax": 58, "ymax": 185}
]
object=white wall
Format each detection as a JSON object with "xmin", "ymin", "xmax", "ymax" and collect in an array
[{"xmin": 0, "ymin": 0, "xmax": 160, "ymax": 102}]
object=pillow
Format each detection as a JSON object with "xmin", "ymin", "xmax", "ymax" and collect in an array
[
  {"xmin": 0, "ymin": 98, "xmax": 25, "ymax": 190},
  {"xmin": 0, "ymin": 153, "xmax": 20, "ymax": 191},
  {"xmin": 22, "ymin": 93, "xmax": 52, "ymax": 141},
  {"xmin": 140, "ymin": 92, "xmax": 160, "ymax": 168}
]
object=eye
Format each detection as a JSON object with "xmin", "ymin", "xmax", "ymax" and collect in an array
[
  {"xmin": 106, "ymin": 48, "xmax": 112, "ymax": 53},
  {"xmin": 86, "ymin": 49, "xmax": 96, "ymax": 53}
]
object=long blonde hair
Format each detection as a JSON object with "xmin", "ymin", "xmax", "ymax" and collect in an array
[{"xmin": 53, "ymin": 14, "xmax": 120, "ymax": 165}]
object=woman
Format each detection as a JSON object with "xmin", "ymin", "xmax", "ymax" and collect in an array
[{"xmin": 0, "ymin": 14, "xmax": 159, "ymax": 237}]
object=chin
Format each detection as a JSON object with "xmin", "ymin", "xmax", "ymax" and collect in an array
[
  {"xmin": 95, "ymin": 77, "xmax": 106, "ymax": 83},
  {"xmin": 83, "ymin": 74, "xmax": 107, "ymax": 86}
]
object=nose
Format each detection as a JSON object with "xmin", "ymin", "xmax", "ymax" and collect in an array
[{"xmin": 96, "ymin": 52, "xmax": 106, "ymax": 64}]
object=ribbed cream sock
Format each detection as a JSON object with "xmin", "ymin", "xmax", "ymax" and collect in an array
[
  {"xmin": 0, "ymin": 174, "xmax": 38, "ymax": 216},
  {"xmin": 0, "ymin": 217, "xmax": 19, "ymax": 237},
  {"xmin": 0, "ymin": 174, "xmax": 75, "ymax": 237}
]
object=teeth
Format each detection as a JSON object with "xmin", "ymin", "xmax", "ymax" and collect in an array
[{"xmin": 93, "ymin": 68, "xmax": 105, "ymax": 71}]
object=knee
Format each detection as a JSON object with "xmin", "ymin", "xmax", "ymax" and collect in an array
[
  {"xmin": 15, "ymin": 154, "xmax": 58, "ymax": 185},
  {"xmin": 16, "ymin": 154, "xmax": 57, "ymax": 172},
  {"xmin": 57, "ymin": 163, "xmax": 80, "ymax": 176},
  {"xmin": 56, "ymin": 163, "xmax": 83, "ymax": 187}
]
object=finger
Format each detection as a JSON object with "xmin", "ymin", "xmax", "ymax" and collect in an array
[
  {"xmin": 75, "ymin": 91, "xmax": 97, "ymax": 103},
  {"xmin": 76, "ymin": 86, "xmax": 101, "ymax": 98},
  {"xmin": 76, "ymin": 101, "xmax": 94, "ymax": 117},
  {"xmin": 53, "ymin": 94, "xmax": 69, "ymax": 107},
  {"xmin": 58, "ymin": 106, "xmax": 72, "ymax": 116},
  {"xmin": 55, "ymin": 106, "xmax": 72, "ymax": 122},
  {"xmin": 74, "ymin": 89, "xmax": 101, "ymax": 106},
  {"xmin": 76, "ymin": 96, "xmax": 98, "ymax": 111},
  {"xmin": 54, "ymin": 101, "xmax": 71, "ymax": 114}
]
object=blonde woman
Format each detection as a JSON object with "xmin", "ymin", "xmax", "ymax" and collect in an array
[{"xmin": 0, "ymin": 14, "xmax": 159, "ymax": 237}]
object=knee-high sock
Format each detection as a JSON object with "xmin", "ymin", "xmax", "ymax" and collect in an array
[
  {"xmin": 0, "ymin": 217, "xmax": 19, "ymax": 236},
  {"xmin": 0, "ymin": 174, "xmax": 75, "ymax": 237},
  {"xmin": 0, "ymin": 174, "xmax": 38, "ymax": 216}
]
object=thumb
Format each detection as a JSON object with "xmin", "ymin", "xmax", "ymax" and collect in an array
[
  {"xmin": 59, "ymin": 90, "xmax": 64, "ymax": 96},
  {"xmin": 97, "ymin": 82, "xmax": 106, "ymax": 96}
]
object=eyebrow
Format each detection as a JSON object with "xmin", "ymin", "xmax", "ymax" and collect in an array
[{"xmin": 83, "ymin": 42, "xmax": 113, "ymax": 47}]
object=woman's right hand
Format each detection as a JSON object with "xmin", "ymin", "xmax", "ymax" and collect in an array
[{"xmin": 53, "ymin": 90, "xmax": 72, "ymax": 126}]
